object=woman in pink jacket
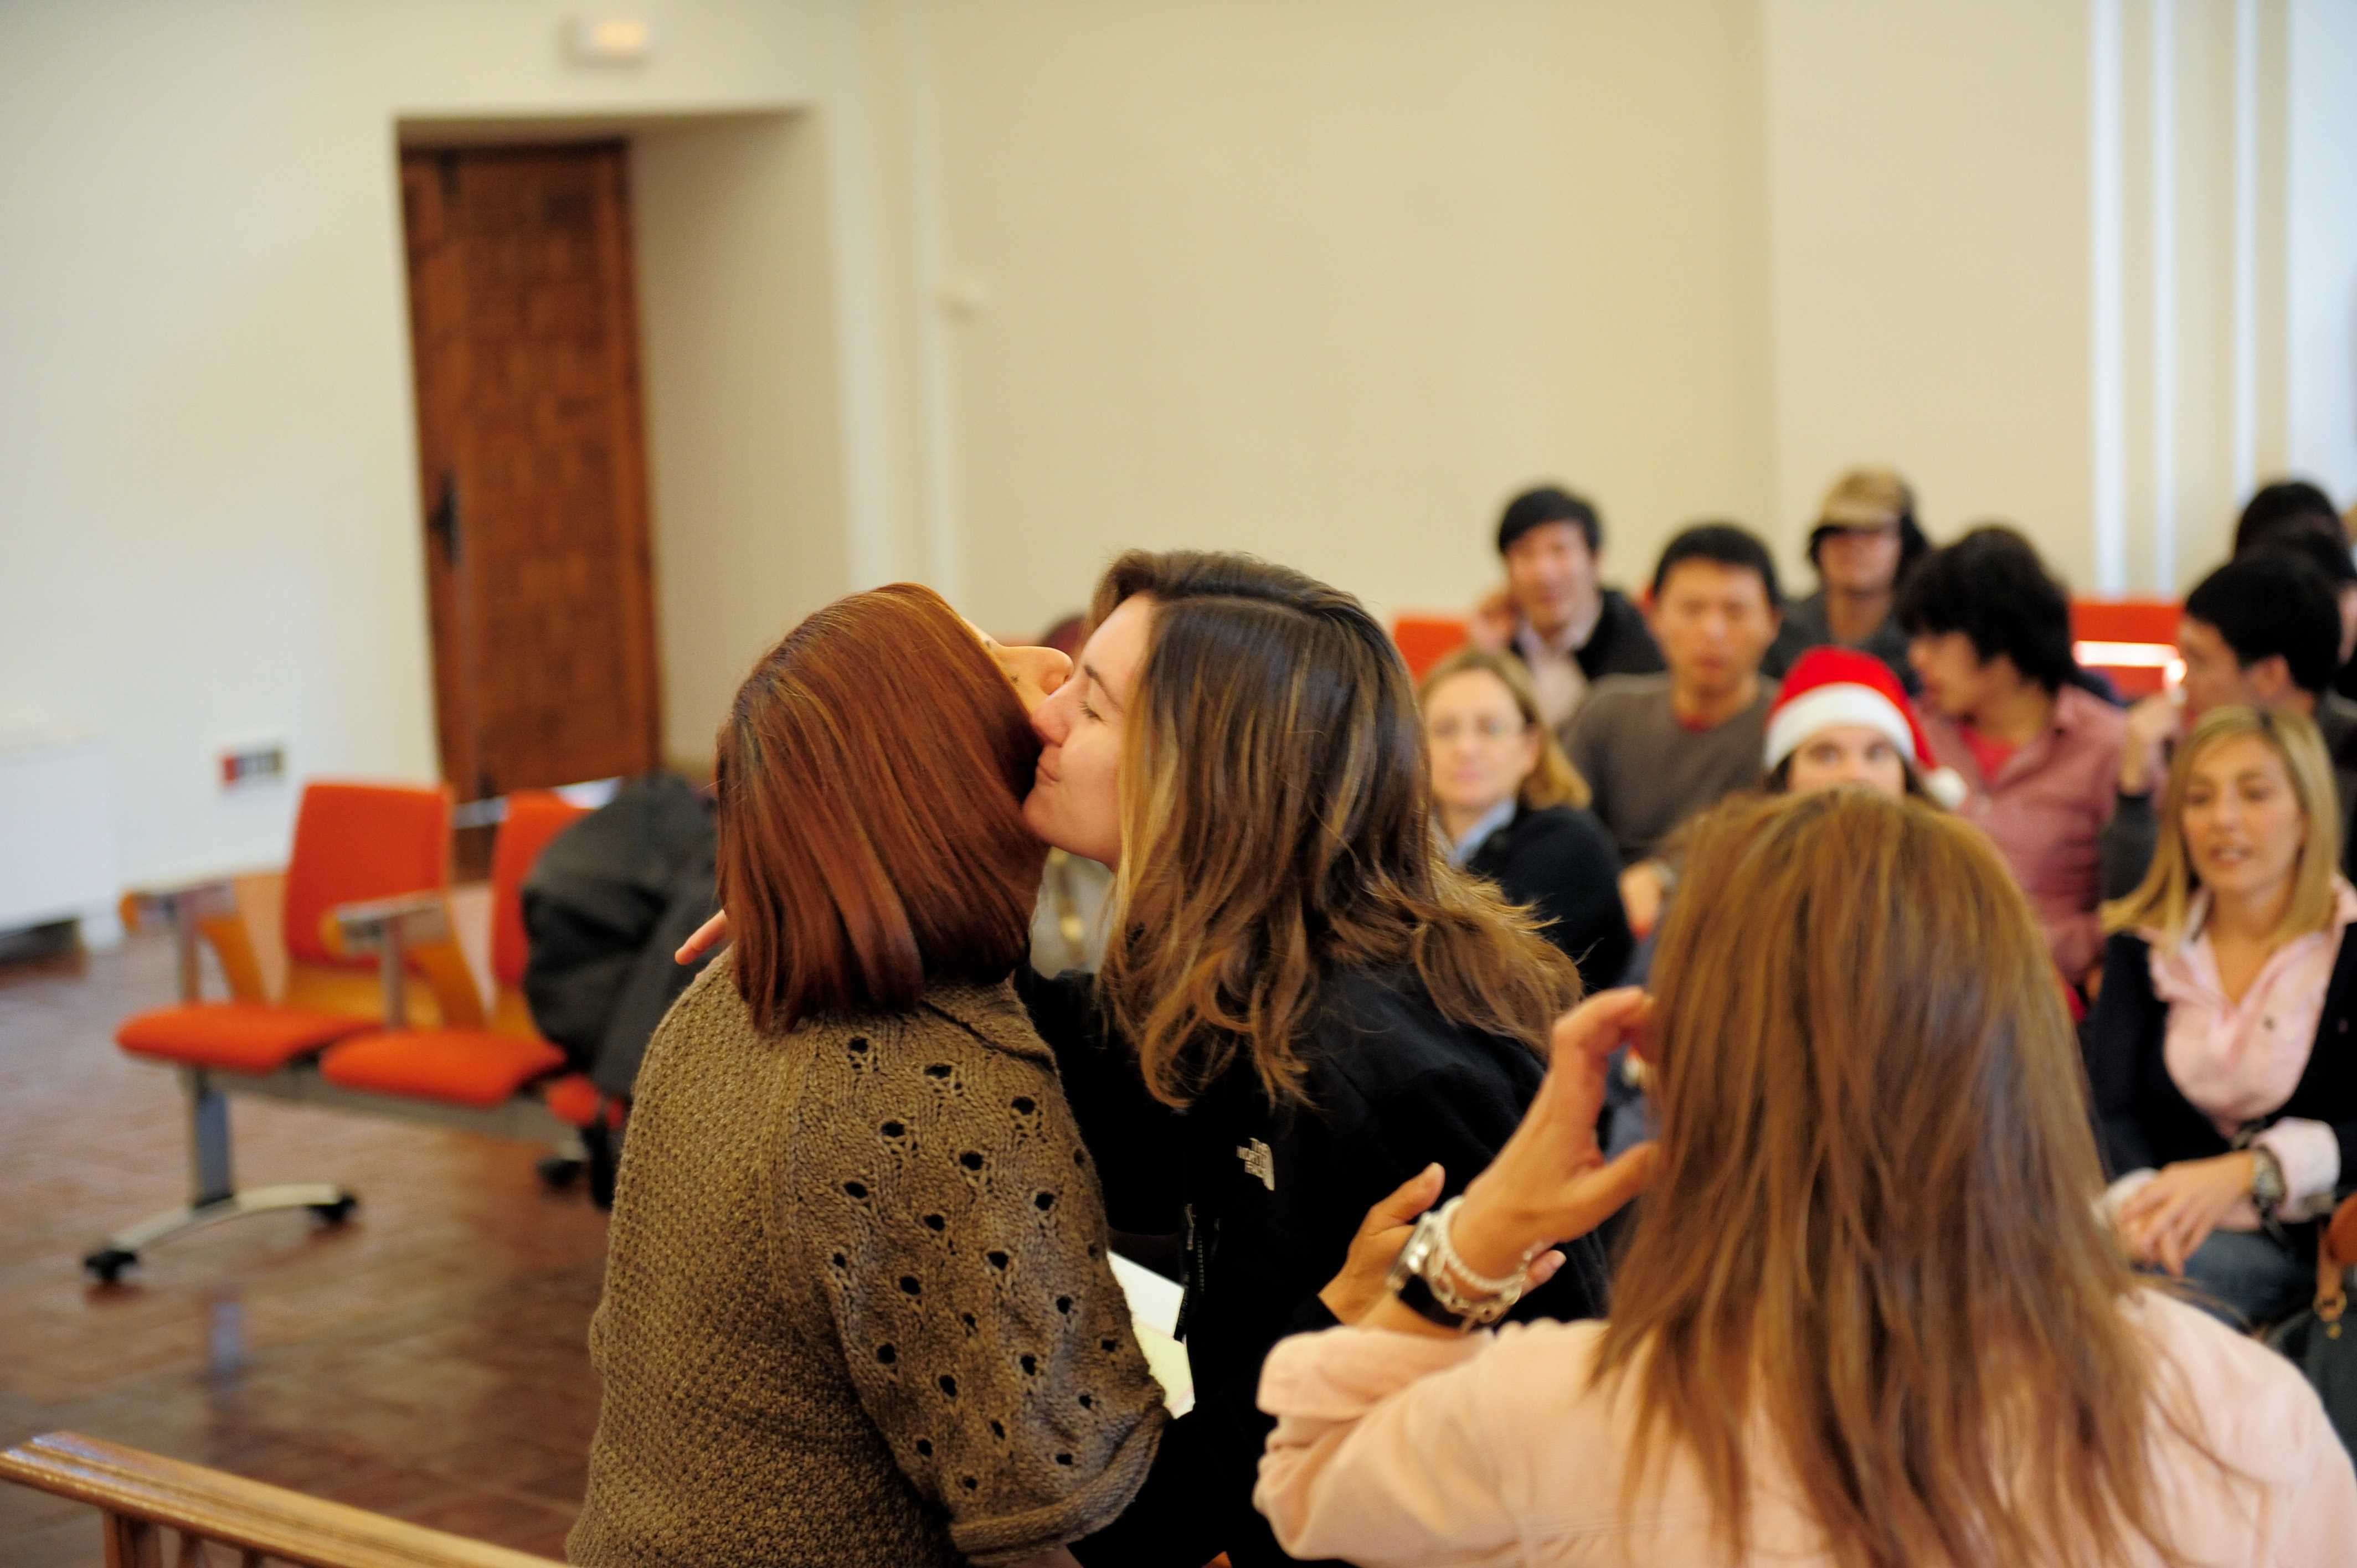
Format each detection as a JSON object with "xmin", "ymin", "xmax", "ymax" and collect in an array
[{"xmin": 1255, "ymin": 787, "xmax": 2357, "ymax": 1567}]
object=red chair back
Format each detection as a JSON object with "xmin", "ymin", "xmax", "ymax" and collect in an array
[
  {"xmin": 281, "ymin": 782, "xmax": 452, "ymax": 969},
  {"xmin": 489, "ymin": 793, "xmax": 591, "ymax": 989},
  {"xmin": 1393, "ymin": 614, "xmax": 1472, "ymax": 683},
  {"xmin": 2071, "ymin": 600, "xmax": 2183, "ymax": 700}
]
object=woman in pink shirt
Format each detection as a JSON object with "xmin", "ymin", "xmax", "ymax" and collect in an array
[
  {"xmin": 2090, "ymin": 705, "xmax": 2357, "ymax": 1328},
  {"xmin": 1254, "ymin": 789, "xmax": 2356, "ymax": 1567}
]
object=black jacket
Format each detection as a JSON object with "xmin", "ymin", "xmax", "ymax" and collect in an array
[
  {"xmin": 1464, "ymin": 803, "xmax": 1634, "ymax": 996},
  {"xmin": 521, "ymin": 774, "xmax": 719, "ymax": 1098},
  {"xmin": 2086, "ymin": 927, "xmax": 2357, "ymax": 1188},
  {"xmin": 1502, "ymin": 587, "xmax": 1664, "ymax": 685},
  {"xmin": 1020, "ymin": 966, "xmax": 1610, "ymax": 1568},
  {"xmin": 1761, "ymin": 589, "xmax": 1918, "ymax": 693}
]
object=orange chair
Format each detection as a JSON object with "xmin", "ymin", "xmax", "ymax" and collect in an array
[
  {"xmin": 91, "ymin": 781, "xmax": 457, "ymax": 1282},
  {"xmin": 2073, "ymin": 599, "xmax": 2183, "ymax": 700},
  {"xmin": 317, "ymin": 790, "xmax": 625, "ymax": 1204},
  {"xmin": 1392, "ymin": 613, "xmax": 1473, "ymax": 682},
  {"xmin": 318, "ymin": 791, "xmax": 584, "ymax": 1110}
]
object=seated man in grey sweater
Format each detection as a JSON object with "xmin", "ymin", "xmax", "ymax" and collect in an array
[
  {"xmin": 1565, "ymin": 523, "xmax": 1783, "ymax": 934},
  {"xmin": 2100, "ymin": 549, "xmax": 2357, "ymax": 899}
]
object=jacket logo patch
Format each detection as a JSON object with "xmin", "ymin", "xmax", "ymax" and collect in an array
[{"xmin": 1237, "ymin": 1138, "xmax": 1275, "ymax": 1192}]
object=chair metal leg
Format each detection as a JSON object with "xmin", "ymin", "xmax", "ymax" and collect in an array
[
  {"xmin": 84, "ymin": 1071, "xmax": 357, "ymax": 1285},
  {"xmin": 535, "ymin": 1132, "xmax": 588, "ymax": 1190}
]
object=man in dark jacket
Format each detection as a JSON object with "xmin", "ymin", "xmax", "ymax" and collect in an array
[{"xmin": 1470, "ymin": 485, "xmax": 1663, "ymax": 731}]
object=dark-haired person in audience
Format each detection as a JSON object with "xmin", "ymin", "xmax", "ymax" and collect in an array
[
  {"xmin": 1419, "ymin": 647, "xmax": 1634, "ymax": 994},
  {"xmin": 1256, "ymin": 789, "xmax": 2357, "ymax": 1566},
  {"xmin": 2253, "ymin": 520, "xmax": 2357, "ymax": 664},
  {"xmin": 1763, "ymin": 466, "xmax": 1931, "ymax": 689},
  {"xmin": 1565, "ymin": 523, "xmax": 1782, "ymax": 934},
  {"xmin": 1899, "ymin": 525, "xmax": 2130, "ymax": 984},
  {"xmin": 572, "ymin": 586, "xmax": 1165, "ymax": 1568},
  {"xmin": 2090, "ymin": 706, "xmax": 2357, "ymax": 1329},
  {"xmin": 1466, "ymin": 484, "xmax": 1663, "ymax": 731},
  {"xmin": 2232, "ymin": 477, "xmax": 2345, "ymax": 558},
  {"xmin": 2229, "ymin": 478, "xmax": 2357, "ymax": 704},
  {"xmin": 2103, "ymin": 552, "xmax": 2357, "ymax": 899}
]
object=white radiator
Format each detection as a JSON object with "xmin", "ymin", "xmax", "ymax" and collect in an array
[{"xmin": 0, "ymin": 730, "xmax": 120, "ymax": 947}]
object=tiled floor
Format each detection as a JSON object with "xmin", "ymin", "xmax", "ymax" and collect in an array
[{"xmin": 0, "ymin": 928, "xmax": 611, "ymax": 1563}]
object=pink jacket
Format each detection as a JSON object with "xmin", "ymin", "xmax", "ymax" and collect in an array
[
  {"xmin": 1255, "ymin": 1291, "xmax": 2355, "ymax": 1566},
  {"xmin": 1919, "ymin": 684, "xmax": 2128, "ymax": 980}
]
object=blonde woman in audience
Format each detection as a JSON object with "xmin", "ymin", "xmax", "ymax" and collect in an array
[
  {"xmin": 1257, "ymin": 789, "xmax": 2357, "ymax": 1567},
  {"xmin": 1421, "ymin": 646, "xmax": 1632, "ymax": 993},
  {"xmin": 2090, "ymin": 706, "xmax": 2357, "ymax": 1328}
]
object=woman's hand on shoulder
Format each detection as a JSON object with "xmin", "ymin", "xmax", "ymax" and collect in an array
[{"xmin": 676, "ymin": 910, "xmax": 729, "ymax": 965}]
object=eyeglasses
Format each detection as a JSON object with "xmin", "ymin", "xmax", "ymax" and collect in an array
[{"xmin": 1427, "ymin": 716, "xmax": 1526, "ymax": 742}]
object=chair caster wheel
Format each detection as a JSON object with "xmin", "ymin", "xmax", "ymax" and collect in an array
[
  {"xmin": 308, "ymin": 1195, "xmax": 358, "ymax": 1226},
  {"xmin": 537, "ymin": 1156, "xmax": 584, "ymax": 1189},
  {"xmin": 84, "ymin": 1247, "xmax": 138, "ymax": 1285}
]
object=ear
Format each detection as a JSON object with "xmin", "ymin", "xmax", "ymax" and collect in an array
[{"xmin": 2246, "ymin": 654, "xmax": 2294, "ymax": 704}]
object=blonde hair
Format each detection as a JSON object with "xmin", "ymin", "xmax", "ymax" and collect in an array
[
  {"xmin": 1088, "ymin": 551, "xmax": 1580, "ymax": 1109},
  {"xmin": 2102, "ymin": 705, "xmax": 2341, "ymax": 946},
  {"xmin": 1600, "ymin": 790, "xmax": 2237, "ymax": 1568},
  {"xmin": 1417, "ymin": 647, "xmax": 1591, "ymax": 811}
]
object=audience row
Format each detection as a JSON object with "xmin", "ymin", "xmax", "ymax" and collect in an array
[{"xmin": 568, "ymin": 473, "xmax": 2357, "ymax": 1567}]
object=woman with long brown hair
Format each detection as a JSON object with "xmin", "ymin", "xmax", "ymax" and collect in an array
[
  {"xmin": 570, "ymin": 585, "xmax": 1167, "ymax": 1568},
  {"xmin": 1015, "ymin": 550, "xmax": 1605, "ymax": 1568},
  {"xmin": 1257, "ymin": 789, "xmax": 2356, "ymax": 1566}
]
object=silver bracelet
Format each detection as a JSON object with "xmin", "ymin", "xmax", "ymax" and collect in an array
[{"xmin": 1427, "ymin": 1196, "xmax": 1534, "ymax": 1297}]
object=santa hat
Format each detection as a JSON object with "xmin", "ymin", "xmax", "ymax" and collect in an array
[{"xmin": 1765, "ymin": 647, "xmax": 1968, "ymax": 809}]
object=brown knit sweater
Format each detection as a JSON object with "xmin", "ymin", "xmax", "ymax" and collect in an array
[{"xmin": 568, "ymin": 960, "xmax": 1167, "ymax": 1567}]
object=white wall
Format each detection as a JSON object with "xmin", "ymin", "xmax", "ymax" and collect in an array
[
  {"xmin": 2287, "ymin": 0, "xmax": 2357, "ymax": 506},
  {"xmin": 11, "ymin": 0, "xmax": 2357, "ymax": 897},
  {"xmin": 922, "ymin": 0, "xmax": 1774, "ymax": 636},
  {"xmin": 0, "ymin": 1, "xmax": 827, "ymax": 886},
  {"xmin": 633, "ymin": 113, "xmax": 850, "ymax": 766},
  {"xmin": 1762, "ymin": 0, "xmax": 2096, "ymax": 586}
]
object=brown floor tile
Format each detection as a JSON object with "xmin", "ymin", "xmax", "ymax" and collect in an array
[{"xmin": 0, "ymin": 929, "xmax": 608, "ymax": 1556}]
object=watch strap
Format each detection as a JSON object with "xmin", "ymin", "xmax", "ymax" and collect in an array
[{"xmin": 1389, "ymin": 1262, "xmax": 1479, "ymax": 1332}]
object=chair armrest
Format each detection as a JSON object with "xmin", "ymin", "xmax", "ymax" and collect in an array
[
  {"xmin": 119, "ymin": 880, "xmax": 249, "ymax": 1004},
  {"xmin": 117, "ymin": 879, "xmax": 236, "ymax": 935},
  {"xmin": 320, "ymin": 894, "xmax": 491, "ymax": 1028},
  {"xmin": 319, "ymin": 892, "xmax": 450, "ymax": 957},
  {"xmin": 321, "ymin": 893, "xmax": 455, "ymax": 1027}
]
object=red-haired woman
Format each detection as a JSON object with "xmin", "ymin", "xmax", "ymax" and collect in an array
[{"xmin": 569, "ymin": 585, "xmax": 1165, "ymax": 1568}]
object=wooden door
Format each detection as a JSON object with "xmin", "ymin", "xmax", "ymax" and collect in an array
[{"xmin": 399, "ymin": 143, "xmax": 661, "ymax": 800}]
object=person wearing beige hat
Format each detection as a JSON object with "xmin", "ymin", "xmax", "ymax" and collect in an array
[{"xmin": 1765, "ymin": 467, "xmax": 1932, "ymax": 689}]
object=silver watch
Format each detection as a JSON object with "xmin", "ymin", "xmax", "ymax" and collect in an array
[
  {"xmin": 1383, "ymin": 1204, "xmax": 1529, "ymax": 1332},
  {"xmin": 2251, "ymin": 1146, "xmax": 2287, "ymax": 1215}
]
